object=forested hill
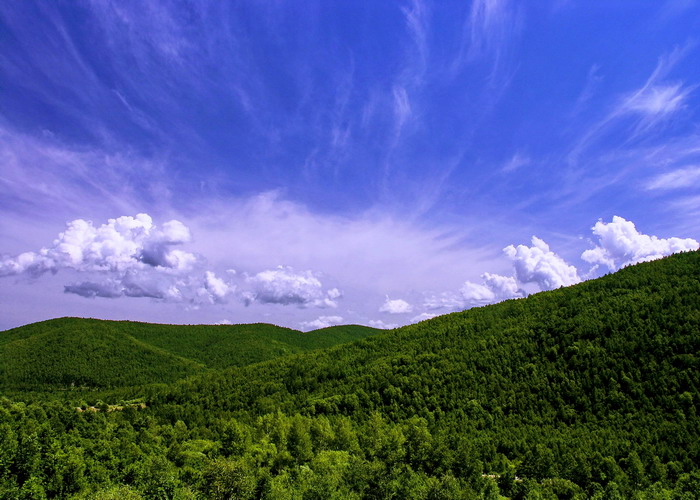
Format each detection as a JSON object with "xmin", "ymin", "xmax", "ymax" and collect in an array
[
  {"xmin": 0, "ymin": 251, "xmax": 699, "ymax": 498},
  {"xmin": 0, "ymin": 318, "xmax": 380, "ymax": 391}
]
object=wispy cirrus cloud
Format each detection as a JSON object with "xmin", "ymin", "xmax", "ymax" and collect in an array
[
  {"xmin": 467, "ymin": 0, "xmax": 513, "ymax": 59},
  {"xmin": 452, "ymin": 0, "xmax": 521, "ymax": 87},
  {"xmin": 401, "ymin": 0, "xmax": 430, "ymax": 84},
  {"xmin": 646, "ymin": 166, "xmax": 700, "ymax": 190},
  {"xmin": 569, "ymin": 45, "xmax": 694, "ymax": 165},
  {"xmin": 0, "ymin": 125, "xmax": 174, "ymax": 224},
  {"xmin": 616, "ymin": 45, "xmax": 693, "ymax": 124},
  {"xmin": 501, "ymin": 152, "xmax": 530, "ymax": 173}
]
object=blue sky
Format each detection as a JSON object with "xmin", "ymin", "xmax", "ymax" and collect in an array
[{"xmin": 1, "ymin": 1, "xmax": 700, "ymax": 331}]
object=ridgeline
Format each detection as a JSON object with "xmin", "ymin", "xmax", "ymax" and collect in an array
[{"xmin": 0, "ymin": 319, "xmax": 380, "ymax": 391}]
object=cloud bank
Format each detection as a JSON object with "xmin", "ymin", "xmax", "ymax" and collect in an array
[
  {"xmin": 0, "ymin": 213, "xmax": 341, "ymax": 309},
  {"xmin": 0, "ymin": 212, "xmax": 696, "ymax": 329},
  {"xmin": 0, "ymin": 213, "xmax": 238, "ymax": 305}
]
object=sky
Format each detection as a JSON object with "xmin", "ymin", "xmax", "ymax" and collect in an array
[{"xmin": 1, "ymin": 1, "xmax": 700, "ymax": 331}]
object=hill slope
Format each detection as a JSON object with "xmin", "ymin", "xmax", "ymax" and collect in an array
[
  {"xmin": 0, "ymin": 318, "xmax": 380, "ymax": 390},
  {"xmin": 142, "ymin": 250, "xmax": 700, "ymax": 497}
]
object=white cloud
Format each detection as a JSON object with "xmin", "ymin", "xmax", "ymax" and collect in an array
[
  {"xmin": 300, "ymin": 315, "xmax": 344, "ymax": 331},
  {"xmin": 461, "ymin": 272, "xmax": 523, "ymax": 306},
  {"xmin": 621, "ymin": 83, "xmax": 691, "ymax": 118},
  {"xmin": 468, "ymin": 0, "xmax": 514, "ymax": 60},
  {"xmin": 203, "ymin": 271, "xmax": 232, "ymax": 300},
  {"xmin": 185, "ymin": 191, "xmax": 501, "ymax": 304},
  {"xmin": 62, "ymin": 270, "xmax": 186, "ymax": 301},
  {"xmin": 410, "ymin": 312, "xmax": 437, "ymax": 323},
  {"xmin": 581, "ymin": 216, "xmax": 699, "ymax": 272},
  {"xmin": 423, "ymin": 291, "xmax": 465, "ymax": 311},
  {"xmin": 379, "ymin": 297, "xmax": 413, "ymax": 314},
  {"xmin": 0, "ymin": 127, "xmax": 169, "ymax": 222},
  {"xmin": 0, "ymin": 214, "xmax": 195, "ymax": 277},
  {"xmin": 368, "ymin": 319, "xmax": 399, "ymax": 329},
  {"xmin": 568, "ymin": 46, "xmax": 693, "ymax": 164},
  {"xmin": 613, "ymin": 47, "xmax": 695, "ymax": 137},
  {"xmin": 244, "ymin": 266, "xmax": 340, "ymax": 308},
  {"xmin": 504, "ymin": 236, "xmax": 581, "ymax": 290},
  {"xmin": 482, "ymin": 272, "xmax": 522, "ymax": 298},
  {"xmin": 647, "ymin": 166, "xmax": 700, "ymax": 190},
  {"xmin": 459, "ymin": 281, "xmax": 494, "ymax": 304},
  {"xmin": 0, "ymin": 213, "xmax": 238, "ymax": 305},
  {"xmin": 214, "ymin": 319, "xmax": 233, "ymax": 325}
]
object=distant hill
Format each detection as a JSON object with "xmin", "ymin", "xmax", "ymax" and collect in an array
[{"xmin": 0, "ymin": 317, "xmax": 380, "ymax": 390}]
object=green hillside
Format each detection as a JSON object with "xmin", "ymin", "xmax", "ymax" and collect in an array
[
  {"xmin": 121, "ymin": 321, "xmax": 381, "ymax": 369},
  {"xmin": 0, "ymin": 251, "xmax": 698, "ymax": 498},
  {"xmin": 0, "ymin": 318, "xmax": 380, "ymax": 391}
]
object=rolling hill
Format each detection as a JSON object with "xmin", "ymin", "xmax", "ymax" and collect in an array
[
  {"xmin": 0, "ymin": 318, "xmax": 381, "ymax": 391},
  {"xmin": 0, "ymin": 251, "xmax": 698, "ymax": 498}
]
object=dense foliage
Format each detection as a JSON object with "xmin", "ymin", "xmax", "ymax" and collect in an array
[
  {"xmin": 0, "ymin": 319, "xmax": 380, "ymax": 391},
  {"xmin": 0, "ymin": 251, "xmax": 698, "ymax": 498}
]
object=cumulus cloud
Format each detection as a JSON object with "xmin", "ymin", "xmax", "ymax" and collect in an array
[
  {"xmin": 214, "ymin": 319, "xmax": 233, "ymax": 325},
  {"xmin": 0, "ymin": 213, "xmax": 236, "ymax": 305},
  {"xmin": 410, "ymin": 312, "xmax": 437, "ymax": 323},
  {"xmin": 461, "ymin": 272, "xmax": 523, "ymax": 306},
  {"xmin": 581, "ymin": 216, "xmax": 699, "ymax": 272},
  {"xmin": 379, "ymin": 297, "xmax": 413, "ymax": 314},
  {"xmin": 243, "ymin": 266, "xmax": 340, "ymax": 308},
  {"xmin": 423, "ymin": 291, "xmax": 465, "ymax": 311},
  {"xmin": 504, "ymin": 237, "xmax": 581, "ymax": 290},
  {"xmin": 300, "ymin": 315, "xmax": 344, "ymax": 331},
  {"xmin": 201, "ymin": 271, "xmax": 232, "ymax": 302},
  {"xmin": 425, "ymin": 272, "xmax": 523, "ymax": 312},
  {"xmin": 368, "ymin": 319, "xmax": 399, "ymax": 329},
  {"xmin": 0, "ymin": 214, "xmax": 194, "ymax": 277}
]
